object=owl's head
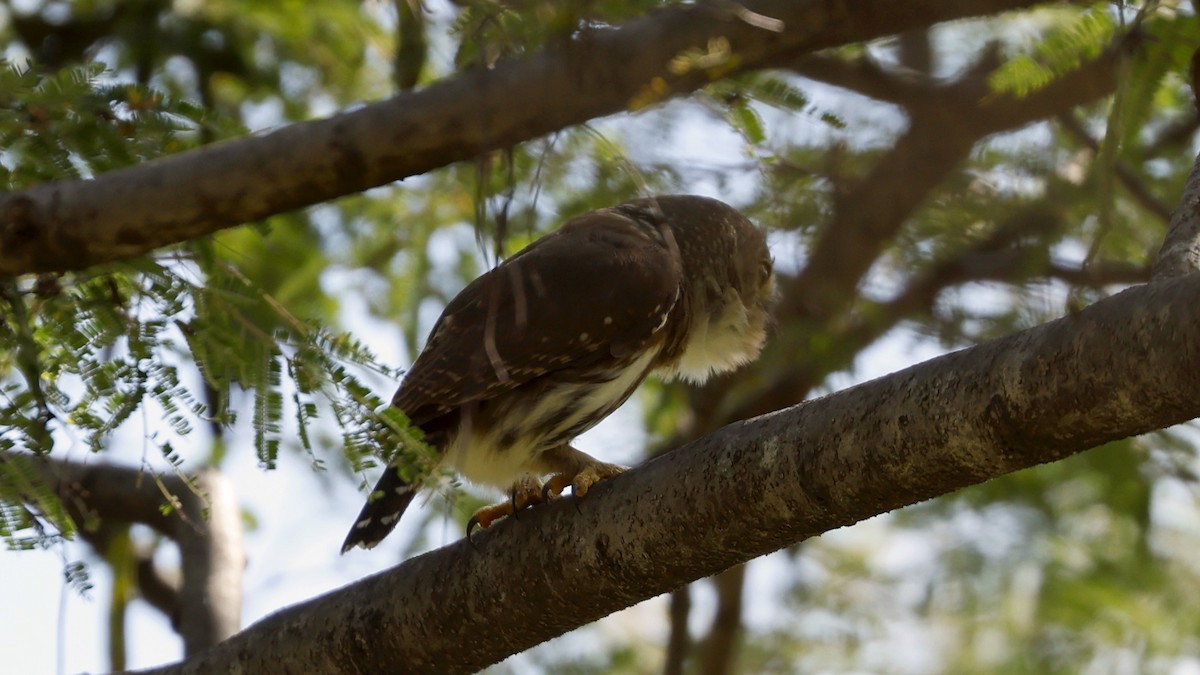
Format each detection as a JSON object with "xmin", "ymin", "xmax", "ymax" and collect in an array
[{"xmin": 620, "ymin": 195, "xmax": 775, "ymax": 384}]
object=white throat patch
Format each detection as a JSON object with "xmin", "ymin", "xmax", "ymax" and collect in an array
[{"xmin": 663, "ymin": 290, "xmax": 762, "ymax": 384}]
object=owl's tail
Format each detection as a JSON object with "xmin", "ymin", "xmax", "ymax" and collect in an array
[{"xmin": 340, "ymin": 466, "xmax": 419, "ymax": 553}]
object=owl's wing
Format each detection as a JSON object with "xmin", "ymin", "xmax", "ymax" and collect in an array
[{"xmin": 394, "ymin": 209, "xmax": 683, "ymax": 426}]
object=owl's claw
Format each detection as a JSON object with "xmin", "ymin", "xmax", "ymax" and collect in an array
[
  {"xmin": 465, "ymin": 477, "xmax": 545, "ymax": 544},
  {"xmin": 465, "ymin": 504, "xmax": 508, "ymax": 546},
  {"xmin": 542, "ymin": 473, "xmax": 573, "ymax": 501},
  {"xmin": 464, "ymin": 465, "xmax": 628, "ymax": 544},
  {"xmin": 509, "ymin": 485, "xmax": 521, "ymax": 521},
  {"xmin": 466, "ymin": 516, "xmax": 482, "ymax": 548},
  {"xmin": 543, "ymin": 462, "xmax": 629, "ymax": 502}
]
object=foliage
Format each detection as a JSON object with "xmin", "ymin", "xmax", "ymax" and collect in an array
[
  {"xmin": 989, "ymin": 4, "xmax": 1118, "ymax": 98},
  {"xmin": 0, "ymin": 61, "xmax": 417, "ymax": 551}
]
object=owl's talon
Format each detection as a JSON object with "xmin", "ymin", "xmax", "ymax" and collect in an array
[
  {"xmin": 537, "ymin": 462, "xmax": 629, "ymax": 515},
  {"xmin": 573, "ymin": 463, "xmax": 628, "ymax": 498},
  {"xmin": 464, "ymin": 477, "xmax": 549, "ymax": 541},
  {"xmin": 465, "ymin": 503, "xmax": 508, "ymax": 541},
  {"xmin": 542, "ymin": 473, "xmax": 572, "ymax": 501},
  {"xmin": 466, "ymin": 517, "xmax": 482, "ymax": 548}
]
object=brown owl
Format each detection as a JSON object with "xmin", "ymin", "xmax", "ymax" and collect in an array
[{"xmin": 342, "ymin": 195, "xmax": 774, "ymax": 552}]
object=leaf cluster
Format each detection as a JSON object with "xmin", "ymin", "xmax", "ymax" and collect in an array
[{"xmin": 0, "ymin": 62, "xmax": 428, "ymax": 551}]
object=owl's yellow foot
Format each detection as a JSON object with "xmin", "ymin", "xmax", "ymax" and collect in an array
[
  {"xmin": 466, "ymin": 476, "xmax": 544, "ymax": 544},
  {"xmin": 464, "ymin": 461, "xmax": 629, "ymax": 546},
  {"xmin": 542, "ymin": 462, "xmax": 628, "ymax": 501}
]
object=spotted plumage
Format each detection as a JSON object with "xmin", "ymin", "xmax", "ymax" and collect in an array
[{"xmin": 341, "ymin": 195, "xmax": 775, "ymax": 553}]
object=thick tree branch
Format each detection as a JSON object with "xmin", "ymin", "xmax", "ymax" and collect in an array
[
  {"xmin": 0, "ymin": 0, "xmax": 1052, "ymax": 278},
  {"xmin": 175, "ymin": 468, "xmax": 243, "ymax": 655},
  {"xmin": 141, "ymin": 274, "xmax": 1200, "ymax": 675}
]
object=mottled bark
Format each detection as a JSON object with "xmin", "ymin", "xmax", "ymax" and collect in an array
[
  {"xmin": 139, "ymin": 275, "xmax": 1200, "ymax": 674},
  {"xmin": 0, "ymin": 0, "xmax": 1050, "ymax": 277}
]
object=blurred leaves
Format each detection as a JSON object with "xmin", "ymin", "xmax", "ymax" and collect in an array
[
  {"xmin": 988, "ymin": 3, "xmax": 1116, "ymax": 98},
  {"xmin": 0, "ymin": 60, "xmax": 412, "ymax": 549}
]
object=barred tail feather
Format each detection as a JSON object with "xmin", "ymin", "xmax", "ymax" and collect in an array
[{"xmin": 340, "ymin": 466, "xmax": 419, "ymax": 553}]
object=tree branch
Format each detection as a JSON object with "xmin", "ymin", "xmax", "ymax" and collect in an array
[
  {"xmin": 783, "ymin": 46, "xmax": 1119, "ymax": 322},
  {"xmin": 0, "ymin": 0, "xmax": 1051, "ymax": 278},
  {"xmin": 136, "ymin": 552, "xmax": 182, "ymax": 623},
  {"xmin": 175, "ymin": 468, "xmax": 243, "ymax": 655},
  {"xmin": 686, "ymin": 49, "xmax": 1121, "ymax": 431},
  {"xmin": 1153, "ymin": 148, "xmax": 1200, "ymax": 279},
  {"xmin": 139, "ymin": 274, "xmax": 1200, "ymax": 674},
  {"xmin": 783, "ymin": 52, "xmax": 944, "ymax": 108},
  {"xmin": 1058, "ymin": 113, "xmax": 1172, "ymax": 223},
  {"xmin": 663, "ymin": 588, "xmax": 692, "ymax": 675},
  {"xmin": 11, "ymin": 456, "xmax": 243, "ymax": 654},
  {"xmin": 698, "ymin": 565, "xmax": 746, "ymax": 675}
]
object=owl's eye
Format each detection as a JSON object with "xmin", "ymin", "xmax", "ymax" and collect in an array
[{"xmin": 758, "ymin": 258, "xmax": 773, "ymax": 286}]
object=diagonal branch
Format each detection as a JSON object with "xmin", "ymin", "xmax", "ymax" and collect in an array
[
  {"xmin": 681, "ymin": 47, "xmax": 1122, "ymax": 432},
  {"xmin": 782, "ymin": 52, "xmax": 945, "ymax": 108},
  {"xmin": 782, "ymin": 46, "xmax": 1119, "ymax": 322},
  {"xmin": 137, "ymin": 273, "xmax": 1200, "ymax": 675},
  {"xmin": 0, "ymin": 0, "xmax": 1053, "ymax": 278}
]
